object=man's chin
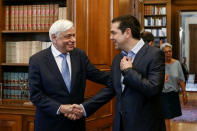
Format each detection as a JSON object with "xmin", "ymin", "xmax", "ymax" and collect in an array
[
  {"xmin": 67, "ymin": 47, "xmax": 74, "ymax": 52},
  {"xmin": 114, "ymin": 45, "xmax": 120, "ymax": 50}
]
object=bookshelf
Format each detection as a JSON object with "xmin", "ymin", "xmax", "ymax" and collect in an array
[
  {"xmin": 0, "ymin": 0, "xmax": 70, "ymax": 130},
  {"xmin": 0, "ymin": 0, "xmax": 120, "ymax": 130},
  {"xmin": 0, "ymin": 0, "xmax": 69, "ymax": 101},
  {"xmin": 142, "ymin": 0, "xmax": 171, "ymax": 47}
]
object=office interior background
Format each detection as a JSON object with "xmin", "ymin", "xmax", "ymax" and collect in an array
[{"xmin": 0, "ymin": 0, "xmax": 197, "ymax": 130}]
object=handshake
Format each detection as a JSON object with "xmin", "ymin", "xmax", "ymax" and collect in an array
[{"xmin": 59, "ymin": 104, "xmax": 84, "ymax": 120}]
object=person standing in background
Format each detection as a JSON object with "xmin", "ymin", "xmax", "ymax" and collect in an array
[
  {"xmin": 181, "ymin": 57, "xmax": 189, "ymax": 83},
  {"xmin": 28, "ymin": 19, "xmax": 109, "ymax": 131},
  {"xmin": 160, "ymin": 43, "xmax": 188, "ymax": 131},
  {"xmin": 141, "ymin": 31, "xmax": 155, "ymax": 46}
]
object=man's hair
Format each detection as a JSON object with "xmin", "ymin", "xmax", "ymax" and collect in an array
[
  {"xmin": 49, "ymin": 19, "xmax": 73, "ymax": 41},
  {"xmin": 141, "ymin": 31, "xmax": 154, "ymax": 43},
  {"xmin": 112, "ymin": 15, "xmax": 141, "ymax": 39}
]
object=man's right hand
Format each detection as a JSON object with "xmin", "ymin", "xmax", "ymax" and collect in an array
[
  {"xmin": 59, "ymin": 104, "xmax": 73, "ymax": 114},
  {"xmin": 59, "ymin": 104, "xmax": 84, "ymax": 120},
  {"xmin": 64, "ymin": 104, "xmax": 84, "ymax": 120}
]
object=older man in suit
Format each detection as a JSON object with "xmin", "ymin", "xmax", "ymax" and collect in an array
[
  {"xmin": 72, "ymin": 15, "xmax": 166, "ymax": 131},
  {"xmin": 28, "ymin": 19, "xmax": 109, "ymax": 131}
]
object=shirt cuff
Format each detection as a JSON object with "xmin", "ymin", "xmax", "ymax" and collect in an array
[
  {"xmin": 80, "ymin": 104, "xmax": 87, "ymax": 117},
  {"xmin": 56, "ymin": 105, "xmax": 61, "ymax": 115}
]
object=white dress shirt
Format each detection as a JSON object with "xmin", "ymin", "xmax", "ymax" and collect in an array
[
  {"xmin": 51, "ymin": 44, "xmax": 72, "ymax": 114},
  {"xmin": 51, "ymin": 44, "xmax": 72, "ymax": 79}
]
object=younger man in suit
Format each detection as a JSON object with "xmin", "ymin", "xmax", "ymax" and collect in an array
[
  {"xmin": 71, "ymin": 15, "xmax": 166, "ymax": 131},
  {"xmin": 28, "ymin": 19, "xmax": 109, "ymax": 131}
]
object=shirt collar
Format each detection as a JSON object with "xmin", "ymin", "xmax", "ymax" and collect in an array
[
  {"xmin": 121, "ymin": 39, "xmax": 145, "ymax": 56},
  {"xmin": 51, "ymin": 44, "xmax": 69, "ymax": 57}
]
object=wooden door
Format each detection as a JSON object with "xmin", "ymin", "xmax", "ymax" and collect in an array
[
  {"xmin": 75, "ymin": 0, "xmax": 118, "ymax": 131},
  {"xmin": 189, "ymin": 24, "xmax": 197, "ymax": 77}
]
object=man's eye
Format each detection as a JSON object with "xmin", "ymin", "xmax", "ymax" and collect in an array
[
  {"xmin": 64, "ymin": 34, "xmax": 75, "ymax": 39},
  {"xmin": 64, "ymin": 35, "xmax": 71, "ymax": 38}
]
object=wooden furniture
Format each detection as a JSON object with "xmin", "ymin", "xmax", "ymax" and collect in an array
[
  {"xmin": 0, "ymin": 100, "xmax": 35, "ymax": 131},
  {"xmin": 141, "ymin": 0, "xmax": 171, "ymax": 47}
]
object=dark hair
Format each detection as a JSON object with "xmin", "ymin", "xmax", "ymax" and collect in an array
[
  {"xmin": 141, "ymin": 31, "xmax": 154, "ymax": 43},
  {"xmin": 112, "ymin": 15, "xmax": 141, "ymax": 39}
]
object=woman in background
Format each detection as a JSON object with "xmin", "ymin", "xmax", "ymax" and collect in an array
[{"xmin": 160, "ymin": 43, "xmax": 188, "ymax": 131}]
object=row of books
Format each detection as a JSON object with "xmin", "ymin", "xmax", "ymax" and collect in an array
[
  {"xmin": 3, "ymin": 72, "xmax": 29, "ymax": 100},
  {"xmin": 144, "ymin": 17, "xmax": 166, "ymax": 26},
  {"xmin": 5, "ymin": 4, "xmax": 67, "ymax": 30},
  {"xmin": 155, "ymin": 38, "xmax": 167, "ymax": 46},
  {"xmin": 145, "ymin": 28, "xmax": 167, "ymax": 37},
  {"xmin": 6, "ymin": 41, "xmax": 52, "ymax": 63},
  {"xmin": 144, "ymin": 5, "xmax": 166, "ymax": 15}
]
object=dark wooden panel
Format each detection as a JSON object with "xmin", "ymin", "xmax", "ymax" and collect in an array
[
  {"xmin": 85, "ymin": 80, "xmax": 115, "ymax": 131},
  {"xmin": 0, "ymin": 114, "xmax": 22, "ymax": 131},
  {"xmin": 189, "ymin": 24, "xmax": 197, "ymax": 76},
  {"xmin": 23, "ymin": 116, "xmax": 34, "ymax": 131},
  {"xmin": 75, "ymin": 0, "xmax": 86, "ymax": 51},
  {"xmin": 119, "ymin": 0, "xmax": 131, "ymax": 16},
  {"xmin": 86, "ymin": 0, "xmax": 111, "ymax": 66},
  {"xmin": 173, "ymin": 0, "xmax": 197, "ymax": 5}
]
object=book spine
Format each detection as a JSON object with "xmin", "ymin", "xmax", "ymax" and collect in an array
[
  {"xmin": 5, "ymin": 6, "xmax": 10, "ymax": 30},
  {"xmin": 27, "ymin": 5, "xmax": 32, "ymax": 30},
  {"xmin": 23, "ymin": 5, "xmax": 28, "ymax": 30}
]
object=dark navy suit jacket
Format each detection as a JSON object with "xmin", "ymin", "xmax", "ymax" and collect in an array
[
  {"xmin": 83, "ymin": 44, "xmax": 165, "ymax": 131},
  {"xmin": 29, "ymin": 47, "xmax": 109, "ymax": 131}
]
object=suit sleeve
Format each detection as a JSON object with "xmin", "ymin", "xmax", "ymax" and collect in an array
[
  {"xmin": 123, "ymin": 50, "xmax": 165, "ymax": 98},
  {"xmin": 28, "ymin": 57, "xmax": 61, "ymax": 117},
  {"xmin": 82, "ymin": 74, "xmax": 115, "ymax": 117},
  {"xmin": 81, "ymin": 51, "xmax": 110, "ymax": 85}
]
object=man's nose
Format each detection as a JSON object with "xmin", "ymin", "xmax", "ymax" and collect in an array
[{"xmin": 70, "ymin": 36, "xmax": 76, "ymax": 42}]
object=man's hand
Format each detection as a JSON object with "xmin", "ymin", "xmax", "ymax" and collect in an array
[
  {"xmin": 120, "ymin": 56, "xmax": 132, "ymax": 71},
  {"xmin": 64, "ymin": 104, "xmax": 84, "ymax": 120},
  {"xmin": 165, "ymin": 74, "xmax": 170, "ymax": 82},
  {"xmin": 59, "ymin": 104, "xmax": 73, "ymax": 114},
  {"xmin": 182, "ymin": 93, "xmax": 188, "ymax": 105}
]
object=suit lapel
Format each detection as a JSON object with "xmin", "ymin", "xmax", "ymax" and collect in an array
[
  {"xmin": 69, "ymin": 49, "xmax": 77, "ymax": 93},
  {"xmin": 120, "ymin": 44, "xmax": 149, "ymax": 93},
  {"xmin": 132, "ymin": 44, "xmax": 149, "ymax": 67},
  {"xmin": 114, "ymin": 54, "xmax": 123, "ymax": 94},
  {"xmin": 45, "ymin": 47, "xmax": 70, "ymax": 94}
]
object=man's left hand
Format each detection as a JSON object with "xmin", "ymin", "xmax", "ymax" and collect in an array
[{"xmin": 120, "ymin": 56, "xmax": 132, "ymax": 71}]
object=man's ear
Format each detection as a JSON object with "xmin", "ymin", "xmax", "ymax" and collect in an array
[
  {"xmin": 51, "ymin": 34, "xmax": 57, "ymax": 43},
  {"xmin": 51, "ymin": 34, "xmax": 56, "ymax": 40},
  {"xmin": 125, "ymin": 28, "xmax": 132, "ymax": 38}
]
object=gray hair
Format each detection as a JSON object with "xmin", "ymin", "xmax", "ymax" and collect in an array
[
  {"xmin": 49, "ymin": 19, "xmax": 73, "ymax": 41},
  {"xmin": 160, "ymin": 42, "xmax": 172, "ymax": 50}
]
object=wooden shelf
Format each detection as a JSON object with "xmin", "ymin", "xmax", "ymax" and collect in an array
[
  {"xmin": 2, "ymin": 30, "xmax": 49, "ymax": 33},
  {"xmin": 144, "ymin": 15, "xmax": 166, "ymax": 17},
  {"xmin": 155, "ymin": 36, "xmax": 167, "ymax": 38},
  {"xmin": 1, "ymin": 63, "xmax": 29, "ymax": 66},
  {"xmin": 144, "ymin": 0, "xmax": 167, "ymax": 5},
  {"xmin": 144, "ymin": 26, "xmax": 166, "ymax": 28},
  {"xmin": 3, "ymin": 0, "xmax": 67, "ymax": 6}
]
